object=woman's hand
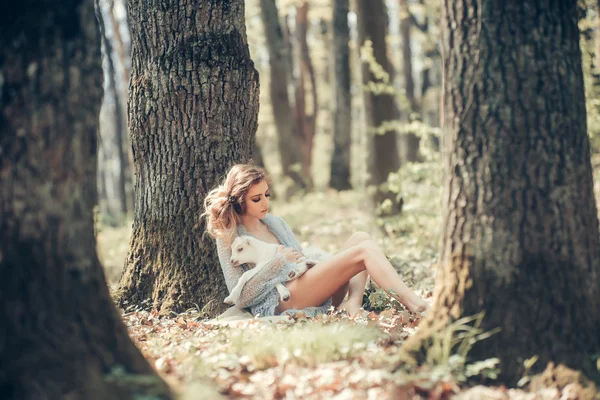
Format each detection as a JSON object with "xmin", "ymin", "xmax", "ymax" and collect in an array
[{"xmin": 277, "ymin": 245, "xmax": 303, "ymax": 263}]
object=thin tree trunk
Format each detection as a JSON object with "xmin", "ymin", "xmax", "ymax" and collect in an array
[
  {"xmin": 252, "ymin": 139, "xmax": 265, "ymax": 168},
  {"xmin": 596, "ymin": 0, "xmax": 600, "ymax": 71},
  {"xmin": 294, "ymin": 0, "xmax": 317, "ymax": 189},
  {"xmin": 109, "ymin": 0, "xmax": 131, "ymax": 103},
  {"xmin": 108, "ymin": 0, "xmax": 134, "ymax": 212},
  {"xmin": 416, "ymin": 0, "xmax": 436, "ymax": 97},
  {"xmin": 259, "ymin": 0, "xmax": 308, "ymax": 190},
  {"xmin": 398, "ymin": 0, "xmax": 420, "ymax": 163},
  {"xmin": 96, "ymin": 0, "xmax": 128, "ymax": 220},
  {"xmin": 0, "ymin": 1, "xmax": 171, "ymax": 398},
  {"xmin": 404, "ymin": 0, "xmax": 600, "ymax": 384},
  {"xmin": 330, "ymin": 0, "xmax": 352, "ymax": 190},
  {"xmin": 117, "ymin": 0, "xmax": 259, "ymax": 315},
  {"xmin": 356, "ymin": 0, "xmax": 401, "ymax": 187}
]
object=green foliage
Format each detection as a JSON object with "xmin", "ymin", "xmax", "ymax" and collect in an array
[
  {"xmin": 227, "ymin": 321, "xmax": 383, "ymax": 369},
  {"xmin": 395, "ymin": 314, "xmax": 501, "ymax": 386},
  {"xmin": 104, "ymin": 365, "xmax": 167, "ymax": 399},
  {"xmin": 359, "ymin": 39, "xmax": 441, "ymax": 162},
  {"xmin": 377, "ymin": 161, "xmax": 442, "ymax": 246},
  {"xmin": 516, "ymin": 355, "xmax": 539, "ymax": 387},
  {"xmin": 362, "ymin": 286, "xmax": 404, "ymax": 312}
]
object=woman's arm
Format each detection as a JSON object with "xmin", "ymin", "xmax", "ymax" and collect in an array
[{"xmin": 216, "ymin": 237, "xmax": 287, "ymax": 308}]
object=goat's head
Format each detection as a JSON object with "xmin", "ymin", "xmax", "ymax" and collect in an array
[{"xmin": 230, "ymin": 236, "xmax": 259, "ymax": 266}]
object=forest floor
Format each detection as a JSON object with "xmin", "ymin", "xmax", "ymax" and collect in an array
[{"xmin": 98, "ymin": 160, "xmax": 600, "ymax": 399}]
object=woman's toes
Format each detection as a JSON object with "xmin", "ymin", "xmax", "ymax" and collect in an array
[{"xmin": 338, "ymin": 299, "xmax": 362, "ymax": 316}]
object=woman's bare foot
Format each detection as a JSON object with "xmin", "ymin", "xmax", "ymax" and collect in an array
[
  {"xmin": 399, "ymin": 295, "xmax": 430, "ymax": 314},
  {"xmin": 338, "ymin": 298, "xmax": 363, "ymax": 316}
]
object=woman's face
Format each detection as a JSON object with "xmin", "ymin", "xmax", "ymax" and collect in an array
[{"xmin": 243, "ymin": 180, "xmax": 270, "ymax": 218}]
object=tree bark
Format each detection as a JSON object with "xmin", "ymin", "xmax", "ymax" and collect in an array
[
  {"xmin": 356, "ymin": 0, "xmax": 401, "ymax": 187},
  {"xmin": 0, "ymin": 1, "xmax": 171, "ymax": 398},
  {"xmin": 259, "ymin": 0, "xmax": 308, "ymax": 190},
  {"xmin": 117, "ymin": 0, "xmax": 259, "ymax": 316},
  {"xmin": 405, "ymin": 0, "xmax": 600, "ymax": 384},
  {"xmin": 329, "ymin": 0, "xmax": 353, "ymax": 190},
  {"xmin": 398, "ymin": 0, "xmax": 420, "ymax": 163},
  {"xmin": 96, "ymin": 0, "xmax": 129, "ymax": 221}
]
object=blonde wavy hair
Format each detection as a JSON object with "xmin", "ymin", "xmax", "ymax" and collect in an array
[{"xmin": 203, "ymin": 164, "xmax": 271, "ymax": 243}]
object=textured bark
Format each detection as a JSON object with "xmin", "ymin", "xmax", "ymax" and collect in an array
[
  {"xmin": 398, "ymin": 0, "xmax": 420, "ymax": 163},
  {"xmin": 0, "ymin": 1, "xmax": 171, "ymax": 398},
  {"xmin": 404, "ymin": 0, "xmax": 600, "ymax": 384},
  {"xmin": 356, "ymin": 0, "xmax": 401, "ymax": 186},
  {"xmin": 259, "ymin": 0, "xmax": 308, "ymax": 189},
  {"xmin": 329, "ymin": 0, "xmax": 353, "ymax": 190},
  {"xmin": 96, "ymin": 0, "xmax": 129, "ymax": 221},
  {"xmin": 118, "ymin": 0, "xmax": 259, "ymax": 315}
]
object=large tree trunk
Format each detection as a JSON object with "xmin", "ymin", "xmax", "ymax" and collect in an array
[
  {"xmin": 329, "ymin": 0, "xmax": 353, "ymax": 190},
  {"xmin": 259, "ymin": 0, "xmax": 308, "ymax": 190},
  {"xmin": 405, "ymin": 0, "xmax": 600, "ymax": 384},
  {"xmin": 356, "ymin": 0, "xmax": 401, "ymax": 187},
  {"xmin": 0, "ymin": 1, "xmax": 171, "ymax": 398},
  {"xmin": 117, "ymin": 0, "xmax": 258, "ymax": 315},
  {"xmin": 294, "ymin": 0, "xmax": 318, "ymax": 189},
  {"xmin": 96, "ymin": 0, "xmax": 129, "ymax": 222},
  {"xmin": 398, "ymin": 0, "xmax": 420, "ymax": 163}
]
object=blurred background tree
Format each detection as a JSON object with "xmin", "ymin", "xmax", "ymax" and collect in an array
[{"xmin": 95, "ymin": 0, "xmax": 446, "ymax": 224}]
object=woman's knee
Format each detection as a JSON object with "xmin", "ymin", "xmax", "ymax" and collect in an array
[
  {"xmin": 343, "ymin": 231, "xmax": 372, "ymax": 249},
  {"xmin": 355, "ymin": 239, "xmax": 382, "ymax": 260}
]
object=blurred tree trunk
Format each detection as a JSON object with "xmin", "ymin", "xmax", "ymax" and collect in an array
[
  {"xmin": 405, "ymin": 0, "xmax": 600, "ymax": 384},
  {"xmin": 0, "ymin": 1, "xmax": 171, "ymax": 398},
  {"xmin": 282, "ymin": 15, "xmax": 296, "ymax": 96},
  {"xmin": 415, "ymin": 0, "xmax": 437, "ymax": 97},
  {"xmin": 294, "ymin": 0, "xmax": 317, "ymax": 189},
  {"xmin": 356, "ymin": 0, "xmax": 401, "ymax": 188},
  {"xmin": 596, "ymin": 0, "xmax": 600, "ymax": 70},
  {"xmin": 96, "ymin": 0, "xmax": 128, "ymax": 223},
  {"xmin": 252, "ymin": 140, "xmax": 265, "ymax": 168},
  {"xmin": 398, "ymin": 0, "xmax": 420, "ymax": 163},
  {"xmin": 109, "ymin": 0, "xmax": 131, "ymax": 102},
  {"xmin": 259, "ymin": 0, "xmax": 308, "ymax": 190},
  {"xmin": 329, "ymin": 0, "xmax": 352, "ymax": 190},
  {"xmin": 118, "ymin": 0, "xmax": 258, "ymax": 315},
  {"xmin": 108, "ymin": 0, "xmax": 135, "ymax": 212}
]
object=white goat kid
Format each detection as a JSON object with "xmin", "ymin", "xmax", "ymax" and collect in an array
[{"xmin": 223, "ymin": 235, "xmax": 318, "ymax": 306}]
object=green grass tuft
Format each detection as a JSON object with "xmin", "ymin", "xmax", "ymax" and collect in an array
[{"xmin": 227, "ymin": 321, "xmax": 383, "ymax": 369}]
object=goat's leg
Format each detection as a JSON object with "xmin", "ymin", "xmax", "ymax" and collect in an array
[
  {"xmin": 224, "ymin": 267, "xmax": 261, "ymax": 305},
  {"xmin": 275, "ymin": 283, "xmax": 290, "ymax": 302},
  {"xmin": 287, "ymin": 259, "xmax": 318, "ymax": 281}
]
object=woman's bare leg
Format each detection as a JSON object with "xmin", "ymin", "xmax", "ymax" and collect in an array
[
  {"xmin": 331, "ymin": 232, "xmax": 371, "ymax": 314},
  {"xmin": 277, "ymin": 239, "xmax": 428, "ymax": 314}
]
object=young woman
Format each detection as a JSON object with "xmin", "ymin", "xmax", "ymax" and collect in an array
[{"xmin": 203, "ymin": 164, "xmax": 429, "ymax": 318}]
